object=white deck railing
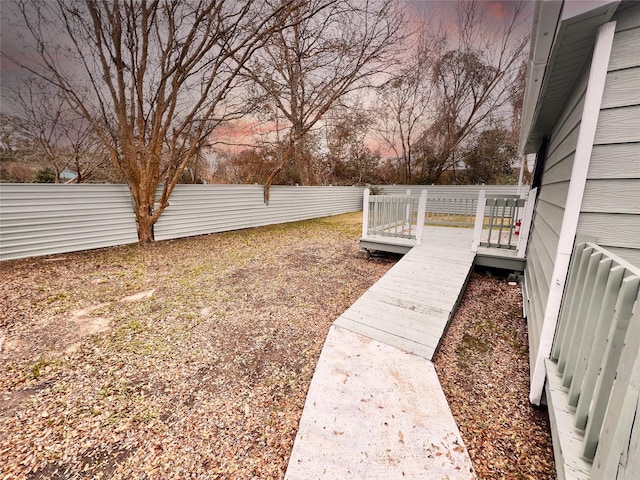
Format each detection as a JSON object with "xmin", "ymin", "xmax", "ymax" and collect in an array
[
  {"xmin": 423, "ymin": 195, "xmax": 478, "ymax": 227},
  {"xmin": 362, "ymin": 188, "xmax": 536, "ymax": 256},
  {"xmin": 546, "ymin": 242, "xmax": 640, "ymax": 479},
  {"xmin": 361, "ymin": 189, "xmax": 427, "ymax": 245},
  {"xmin": 471, "ymin": 188, "xmax": 537, "ymax": 257}
]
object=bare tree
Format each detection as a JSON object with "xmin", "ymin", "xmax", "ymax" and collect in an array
[
  {"xmin": 375, "ymin": 26, "xmax": 445, "ymax": 183},
  {"xmin": 4, "ymin": 0, "xmax": 302, "ymax": 242},
  {"xmin": 8, "ymin": 79, "xmax": 66, "ymax": 182},
  {"xmin": 0, "ymin": 113, "xmax": 31, "ymax": 162},
  {"xmin": 242, "ymin": 0, "xmax": 405, "ymax": 202},
  {"xmin": 418, "ymin": 0, "xmax": 530, "ymax": 184},
  {"xmin": 6, "ymin": 78, "xmax": 108, "ymax": 183},
  {"xmin": 324, "ymin": 106, "xmax": 379, "ymax": 184}
]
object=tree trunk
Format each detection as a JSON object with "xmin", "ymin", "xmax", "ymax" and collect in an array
[
  {"xmin": 132, "ymin": 188, "xmax": 157, "ymax": 243},
  {"xmin": 264, "ymin": 141, "xmax": 294, "ymax": 204},
  {"xmin": 135, "ymin": 207, "xmax": 155, "ymax": 243}
]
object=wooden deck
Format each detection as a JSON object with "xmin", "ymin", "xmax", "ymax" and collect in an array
[{"xmin": 337, "ymin": 226, "xmax": 476, "ymax": 360}]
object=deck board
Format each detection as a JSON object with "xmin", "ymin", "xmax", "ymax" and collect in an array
[{"xmin": 336, "ymin": 226, "xmax": 475, "ymax": 360}]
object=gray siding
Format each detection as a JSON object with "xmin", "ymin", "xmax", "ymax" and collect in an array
[
  {"xmin": 580, "ymin": 3, "xmax": 640, "ymax": 268},
  {"xmin": 0, "ymin": 184, "xmax": 364, "ymax": 261},
  {"xmin": 524, "ymin": 58, "xmax": 590, "ymax": 372}
]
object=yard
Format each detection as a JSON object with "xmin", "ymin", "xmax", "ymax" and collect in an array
[{"xmin": 1, "ymin": 212, "xmax": 554, "ymax": 479}]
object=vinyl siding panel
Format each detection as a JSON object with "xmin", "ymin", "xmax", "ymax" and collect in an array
[
  {"xmin": 608, "ymin": 27, "xmax": 640, "ymax": 70},
  {"xmin": 577, "ymin": 214, "xmax": 640, "ymax": 249},
  {"xmin": 614, "ymin": 1, "xmax": 640, "ymax": 31},
  {"xmin": 587, "ymin": 144, "xmax": 640, "ymax": 179},
  {"xmin": 600, "ymin": 67, "xmax": 640, "ymax": 109},
  {"xmin": 545, "ymin": 127, "xmax": 580, "ymax": 170},
  {"xmin": 578, "ymin": 8, "xmax": 640, "ymax": 268},
  {"xmin": 593, "ymin": 106, "xmax": 640, "ymax": 144},
  {"xmin": 543, "ymin": 153, "xmax": 574, "ymax": 183},
  {"xmin": 537, "ymin": 181, "xmax": 571, "ymax": 208},
  {"xmin": 605, "ymin": 246, "xmax": 640, "ymax": 268},
  {"xmin": 527, "ymin": 228, "xmax": 554, "ymax": 298},
  {"xmin": 533, "ymin": 199, "xmax": 565, "ymax": 236},
  {"xmin": 524, "ymin": 236, "xmax": 551, "ymax": 374},
  {"xmin": 581, "ymin": 179, "xmax": 640, "ymax": 214}
]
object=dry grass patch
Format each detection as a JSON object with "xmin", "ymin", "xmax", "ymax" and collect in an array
[{"xmin": 0, "ymin": 212, "xmax": 395, "ymax": 479}]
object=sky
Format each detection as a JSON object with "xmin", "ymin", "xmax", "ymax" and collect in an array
[{"xmin": 0, "ymin": 0, "xmax": 614, "ymax": 159}]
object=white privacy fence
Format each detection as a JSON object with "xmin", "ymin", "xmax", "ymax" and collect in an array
[
  {"xmin": 0, "ymin": 184, "xmax": 364, "ymax": 261},
  {"xmin": 0, "ymin": 183, "xmax": 526, "ymax": 261},
  {"xmin": 375, "ymin": 184, "xmax": 526, "ymax": 198}
]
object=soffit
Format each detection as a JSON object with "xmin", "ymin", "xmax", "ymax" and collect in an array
[{"xmin": 521, "ymin": 2, "xmax": 620, "ymax": 154}]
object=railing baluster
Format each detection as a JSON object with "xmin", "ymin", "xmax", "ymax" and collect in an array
[
  {"xmin": 561, "ymin": 251, "xmax": 603, "ymax": 387},
  {"xmin": 545, "ymin": 240, "xmax": 640, "ymax": 476},
  {"xmin": 566, "ymin": 257, "xmax": 613, "ymax": 407},
  {"xmin": 583, "ymin": 275, "xmax": 640, "ymax": 460},
  {"xmin": 574, "ymin": 264, "xmax": 626, "ymax": 429},
  {"xmin": 488, "ymin": 201, "xmax": 494, "ymax": 246},
  {"xmin": 505, "ymin": 200, "xmax": 515, "ymax": 247},
  {"xmin": 497, "ymin": 200, "xmax": 506, "ymax": 247},
  {"xmin": 552, "ymin": 245, "xmax": 592, "ymax": 361},
  {"xmin": 591, "ymin": 297, "xmax": 640, "ymax": 479}
]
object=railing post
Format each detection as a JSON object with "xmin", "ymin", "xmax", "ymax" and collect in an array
[
  {"xmin": 471, "ymin": 190, "xmax": 486, "ymax": 252},
  {"xmin": 362, "ymin": 188, "xmax": 370, "ymax": 239},
  {"xmin": 405, "ymin": 189, "xmax": 411, "ymax": 228},
  {"xmin": 517, "ymin": 187, "xmax": 537, "ymax": 257},
  {"xmin": 415, "ymin": 189, "xmax": 427, "ymax": 246}
]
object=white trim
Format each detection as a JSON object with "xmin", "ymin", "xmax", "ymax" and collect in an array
[
  {"xmin": 519, "ymin": 0, "xmax": 564, "ymax": 152},
  {"xmin": 529, "ymin": 20, "xmax": 617, "ymax": 406},
  {"xmin": 415, "ymin": 189, "xmax": 427, "ymax": 246},
  {"xmin": 362, "ymin": 188, "xmax": 370, "ymax": 239},
  {"xmin": 517, "ymin": 187, "xmax": 538, "ymax": 258},
  {"xmin": 517, "ymin": 153, "xmax": 526, "ymax": 196},
  {"xmin": 471, "ymin": 190, "xmax": 486, "ymax": 252}
]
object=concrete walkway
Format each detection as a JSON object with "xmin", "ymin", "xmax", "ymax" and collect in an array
[{"xmin": 285, "ymin": 227, "xmax": 478, "ymax": 479}]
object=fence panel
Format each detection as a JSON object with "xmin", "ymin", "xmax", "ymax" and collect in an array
[
  {"xmin": 424, "ymin": 196, "xmax": 478, "ymax": 227},
  {"xmin": 0, "ymin": 184, "xmax": 364, "ymax": 261},
  {"xmin": 0, "ymin": 184, "xmax": 139, "ymax": 261},
  {"xmin": 377, "ymin": 184, "xmax": 527, "ymax": 200},
  {"xmin": 153, "ymin": 185, "xmax": 364, "ymax": 241}
]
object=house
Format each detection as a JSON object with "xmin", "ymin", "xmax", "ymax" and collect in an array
[{"xmin": 519, "ymin": 1, "xmax": 640, "ymax": 478}]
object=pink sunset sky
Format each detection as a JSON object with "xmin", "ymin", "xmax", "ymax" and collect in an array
[{"xmin": 0, "ymin": 0, "xmax": 611, "ymax": 158}]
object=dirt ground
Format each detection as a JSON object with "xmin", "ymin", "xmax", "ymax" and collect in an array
[
  {"xmin": 434, "ymin": 272, "xmax": 556, "ymax": 479},
  {"xmin": 0, "ymin": 213, "xmax": 396, "ymax": 479},
  {"xmin": 0, "ymin": 213, "xmax": 555, "ymax": 479}
]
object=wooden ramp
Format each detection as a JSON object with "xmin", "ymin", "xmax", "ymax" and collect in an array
[
  {"xmin": 335, "ymin": 226, "xmax": 475, "ymax": 360},
  {"xmin": 285, "ymin": 226, "xmax": 478, "ymax": 479}
]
